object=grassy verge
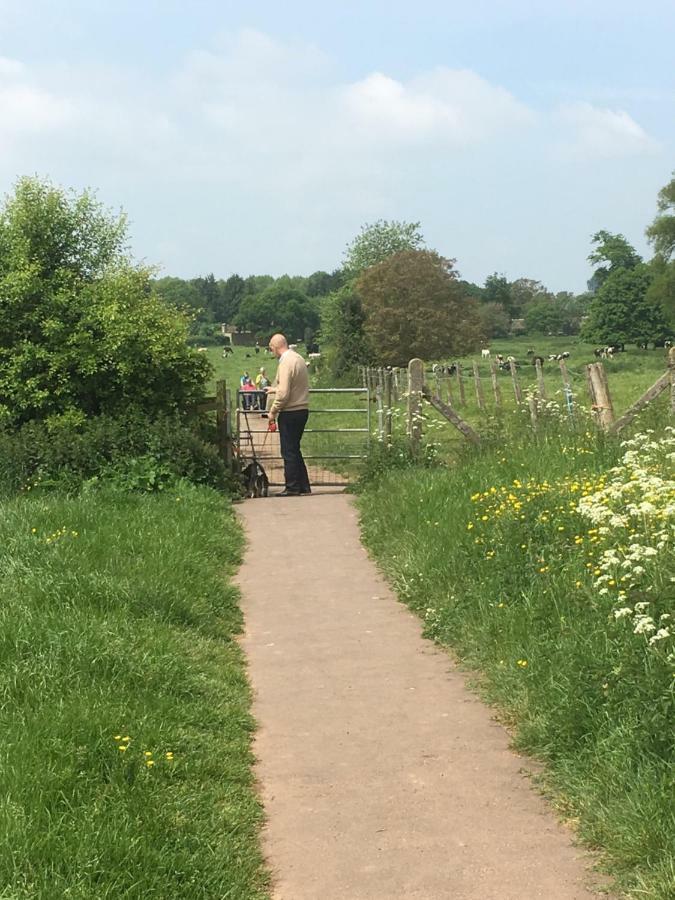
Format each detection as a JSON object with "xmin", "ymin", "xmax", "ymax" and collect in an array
[
  {"xmin": 0, "ymin": 486, "xmax": 268, "ymax": 899},
  {"xmin": 357, "ymin": 429, "xmax": 674, "ymax": 899}
]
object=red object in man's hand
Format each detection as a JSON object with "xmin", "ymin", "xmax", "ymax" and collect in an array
[{"xmin": 268, "ymin": 421, "xmax": 277, "ymax": 433}]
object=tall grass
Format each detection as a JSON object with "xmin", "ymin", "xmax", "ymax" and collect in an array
[
  {"xmin": 0, "ymin": 486, "xmax": 268, "ymax": 899},
  {"xmin": 357, "ymin": 423, "xmax": 674, "ymax": 899}
]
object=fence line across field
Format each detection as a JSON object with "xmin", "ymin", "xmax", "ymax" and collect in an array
[{"xmin": 361, "ymin": 346, "xmax": 675, "ymax": 449}]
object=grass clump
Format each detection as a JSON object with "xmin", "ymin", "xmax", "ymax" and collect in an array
[
  {"xmin": 357, "ymin": 426, "xmax": 674, "ymax": 899},
  {"xmin": 0, "ymin": 486, "xmax": 268, "ymax": 899}
]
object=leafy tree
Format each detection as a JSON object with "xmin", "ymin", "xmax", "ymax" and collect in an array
[
  {"xmin": 321, "ymin": 286, "xmax": 372, "ymax": 377},
  {"xmin": 222, "ymin": 274, "xmax": 246, "ymax": 320},
  {"xmin": 582, "ymin": 263, "xmax": 668, "ymax": 346},
  {"xmin": 458, "ymin": 280, "xmax": 484, "ymax": 301},
  {"xmin": 525, "ymin": 300, "xmax": 564, "ymax": 335},
  {"xmin": 235, "ymin": 284, "xmax": 319, "ymax": 342},
  {"xmin": 356, "ymin": 250, "xmax": 481, "ymax": 367},
  {"xmin": 306, "ymin": 269, "xmax": 345, "ymax": 298},
  {"xmin": 244, "ymin": 274, "xmax": 275, "ymax": 296},
  {"xmin": 0, "ymin": 177, "xmax": 209, "ymax": 428},
  {"xmin": 483, "ymin": 273, "xmax": 513, "ymax": 314},
  {"xmin": 646, "ymin": 172, "xmax": 675, "ymax": 261},
  {"xmin": 477, "ymin": 302, "xmax": 510, "ymax": 339},
  {"xmin": 645, "ymin": 257, "xmax": 675, "ymax": 331},
  {"xmin": 588, "ymin": 230, "xmax": 642, "ymax": 289},
  {"xmin": 343, "ymin": 220, "xmax": 425, "ymax": 275},
  {"xmin": 154, "ymin": 276, "xmax": 201, "ymax": 311},
  {"xmin": 509, "ymin": 278, "xmax": 552, "ymax": 316},
  {"xmin": 645, "ymin": 174, "xmax": 675, "ymax": 330}
]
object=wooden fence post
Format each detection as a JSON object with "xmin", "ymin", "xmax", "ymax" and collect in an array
[
  {"xmin": 384, "ymin": 369, "xmax": 393, "ymax": 444},
  {"xmin": 559, "ymin": 360, "xmax": 574, "ymax": 419},
  {"xmin": 490, "ymin": 358, "xmax": 502, "ymax": 409},
  {"xmin": 670, "ymin": 346, "xmax": 675, "ymax": 415},
  {"xmin": 472, "ymin": 362, "xmax": 485, "ymax": 410},
  {"xmin": 587, "ymin": 362, "xmax": 615, "ymax": 429},
  {"xmin": 376, "ymin": 381, "xmax": 384, "ymax": 440},
  {"xmin": 408, "ymin": 358, "xmax": 425, "ymax": 454},
  {"xmin": 535, "ymin": 358, "xmax": 547, "ymax": 400},
  {"xmin": 509, "ymin": 360, "xmax": 522, "ymax": 404},
  {"xmin": 215, "ymin": 379, "xmax": 231, "ymax": 465},
  {"xmin": 455, "ymin": 363, "xmax": 466, "ymax": 406}
]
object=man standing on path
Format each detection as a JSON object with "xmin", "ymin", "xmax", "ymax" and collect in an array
[{"xmin": 267, "ymin": 334, "xmax": 311, "ymax": 496}]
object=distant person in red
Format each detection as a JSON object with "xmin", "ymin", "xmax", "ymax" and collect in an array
[{"xmin": 267, "ymin": 334, "xmax": 310, "ymax": 496}]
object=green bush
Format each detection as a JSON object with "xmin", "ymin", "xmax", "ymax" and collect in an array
[
  {"xmin": 0, "ymin": 177, "xmax": 210, "ymax": 427},
  {"xmin": 0, "ymin": 413, "xmax": 234, "ymax": 494}
]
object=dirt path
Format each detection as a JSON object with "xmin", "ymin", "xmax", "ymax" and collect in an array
[{"xmin": 237, "ymin": 493, "xmax": 608, "ymax": 900}]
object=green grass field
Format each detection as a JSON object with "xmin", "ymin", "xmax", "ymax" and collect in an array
[
  {"xmin": 0, "ymin": 486, "xmax": 269, "ymax": 899},
  {"xmin": 449, "ymin": 335, "xmax": 670, "ymax": 417}
]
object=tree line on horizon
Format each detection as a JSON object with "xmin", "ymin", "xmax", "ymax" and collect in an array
[{"xmin": 157, "ymin": 168, "xmax": 674, "ymax": 372}]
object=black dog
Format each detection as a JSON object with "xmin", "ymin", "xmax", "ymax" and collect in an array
[{"xmin": 241, "ymin": 459, "xmax": 269, "ymax": 498}]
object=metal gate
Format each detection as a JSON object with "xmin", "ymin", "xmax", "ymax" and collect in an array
[{"xmin": 236, "ymin": 387, "xmax": 370, "ymax": 487}]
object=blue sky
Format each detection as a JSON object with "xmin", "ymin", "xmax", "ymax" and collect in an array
[{"xmin": 1, "ymin": 0, "xmax": 674, "ymax": 291}]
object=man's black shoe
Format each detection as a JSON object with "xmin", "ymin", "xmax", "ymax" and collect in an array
[
  {"xmin": 274, "ymin": 489, "xmax": 302, "ymax": 497},
  {"xmin": 300, "ymin": 488, "xmax": 312, "ymax": 494}
]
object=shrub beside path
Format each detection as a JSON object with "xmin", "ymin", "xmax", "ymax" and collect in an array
[{"xmin": 237, "ymin": 492, "xmax": 610, "ymax": 900}]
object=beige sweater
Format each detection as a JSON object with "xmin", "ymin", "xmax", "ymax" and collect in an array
[{"xmin": 269, "ymin": 349, "xmax": 309, "ymax": 416}]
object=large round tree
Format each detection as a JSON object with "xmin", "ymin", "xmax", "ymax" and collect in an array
[{"xmin": 356, "ymin": 250, "xmax": 482, "ymax": 366}]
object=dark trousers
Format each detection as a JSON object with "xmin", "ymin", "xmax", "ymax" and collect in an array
[{"xmin": 278, "ymin": 409, "xmax": 310, "ymax": 493}]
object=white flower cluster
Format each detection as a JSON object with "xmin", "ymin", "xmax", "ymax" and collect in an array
[{"xmin": 578, "ymin": 429, "xmax": 675, "ymax": 652}]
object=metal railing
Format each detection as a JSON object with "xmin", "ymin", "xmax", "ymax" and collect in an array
[{"xmin": 236, "ymin": 387, "xmax": 370, "ymax": 487}]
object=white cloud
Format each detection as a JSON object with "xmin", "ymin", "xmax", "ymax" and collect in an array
[
  {"xmin": 341, "ymin": 68, "xmax": 533, "ymax": 144},
  {"xmin": 0, "ymin": 56, "xmax": 25, "ymax": 77},
  {"xmin": 0, "ymin": 55, "xmax": 76, "ymax": 143},
  {"xmin": 0, "ymin": 29, "xmax": 665, "ymax": 287},
  {"xmin": 554, "ymin": 101, "xmax": 660, "ymax": 160}
]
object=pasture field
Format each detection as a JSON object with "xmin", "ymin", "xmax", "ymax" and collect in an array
[
  {"xmin": 0, "ymin": 486, "xmax": 268, "ymax": 899},
  {"xmin": 357, "ymin": 424, "xmax": 675, "ymax": 898},
  {"xmin": 435, "ymin": 336, "xmax": 671, "ymax": 429},
  {"xmin": 203, "ymin": 345, "xmax": 279, "ymax": 395}
]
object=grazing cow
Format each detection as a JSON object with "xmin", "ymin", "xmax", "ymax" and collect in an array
[
  {"xmin": 197, "ymin": 347, "xmax": 208, "ymax": 353},
  {"xmin": 481, "ymin": 348, "xmax": 491, "ymax": 359},
  {"xmin": 308, "ymin": 352, "xmax": 321, "ymax": 360},
  {"xmin": 547, "ymin": 352, "xmax": 570, "ymax": 362}
]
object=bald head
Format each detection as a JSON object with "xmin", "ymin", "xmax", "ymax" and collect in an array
[{"xmin": 269, "ymin": 334, "xmax": 288, "ymax": 358}]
